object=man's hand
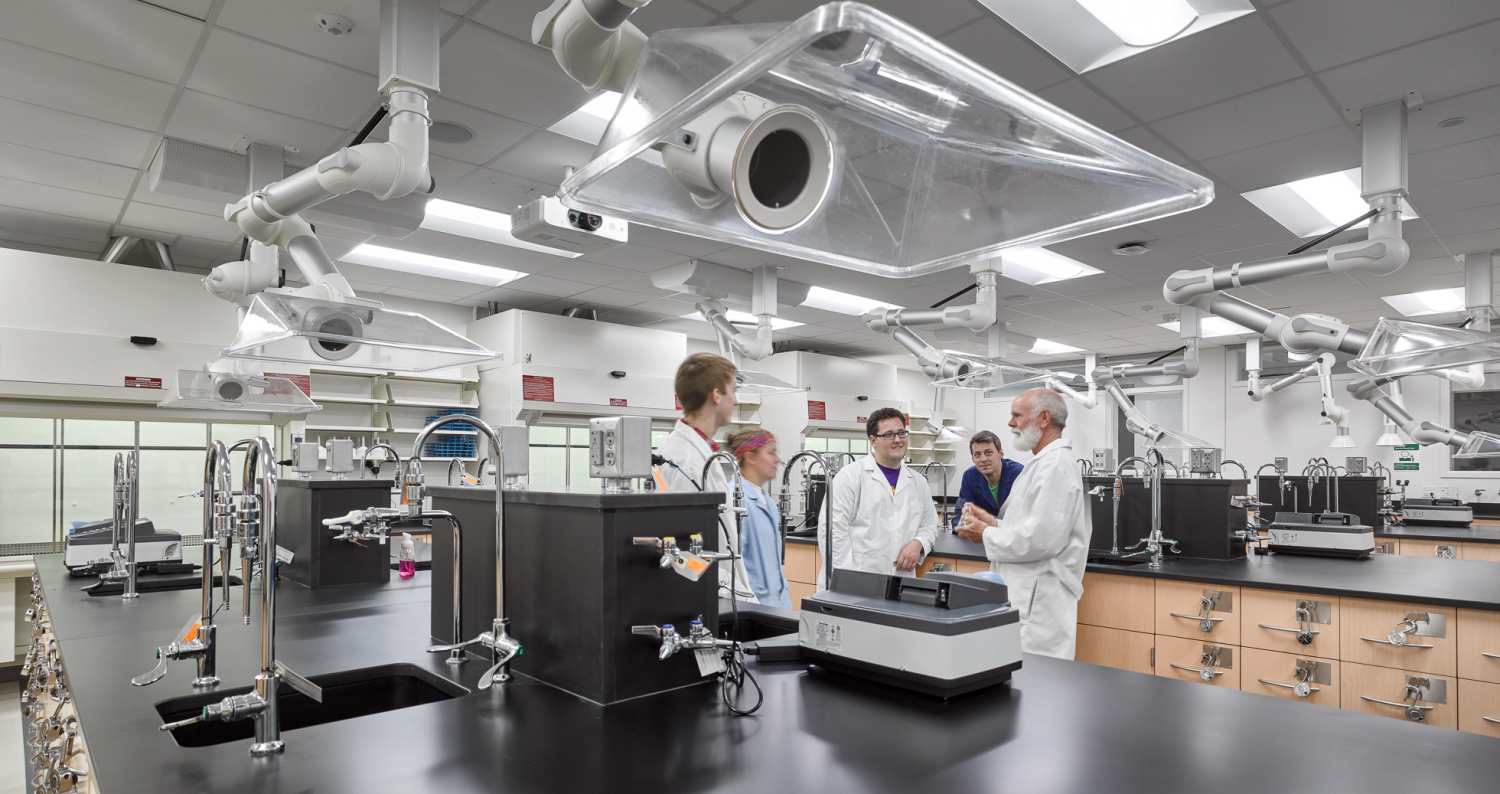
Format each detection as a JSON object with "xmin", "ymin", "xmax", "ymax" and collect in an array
[
  {"xmin": 955, "ymin": 503, "xmax": 997, "ymax": 543},
  {"xmin": 894, "ymin": 539, "xmax": 924, "ymax": 572}
]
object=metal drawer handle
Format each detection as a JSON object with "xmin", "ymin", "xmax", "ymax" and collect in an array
[
  {"xmin": 1257, "ymin": 678, "xmax": 1319, "ymax": 697},
  {"xmin": 1484, "ymin": 716, "xmax": 1500, "ymax": 725},
  {"xmin": 1361, "ymin": 696, "xmax": 1433, "ymax": 711},
  {"xmin": 1359, "ymin": 636, "xmax": 1434, "ymax": 649},
  {"xmin": 1170, "ymin": 612, "xmax": 1224, "ymax": 634},
  {"xmin": 1258, "ymin": 623, "xmax": 1320, "ymax": 636},
  {"xmin": 1482, "ymin": 652, "xmax": 1500, "ymax": 660},
  {"xmin": 1170, "ymin": 663, "xmax": 1222, "ymax": 681}
]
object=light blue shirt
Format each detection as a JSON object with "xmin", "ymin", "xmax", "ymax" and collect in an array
[{"xmin": 741, "ymin": 481, "xmax": 793, "ymax": 609}]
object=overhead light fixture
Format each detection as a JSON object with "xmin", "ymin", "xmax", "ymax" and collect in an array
[
  {"xmin": 1159, "ymin": 316, "xmax": 1252, "ymax": 337},
  {"xmin": 1077, "ymin": 0, "xmax": 1196, "ymax": 47},
  {"xmin": 679, "ymin": 310, "xmax": 802, "ymax": 330},
  {"xmin": 548, "ymin": 91, "xmax": 622, "ymax": 145},
  {"xmin": 799, "ymin": 286, "xmax": 902, "ymax": 316},
  {"xmin": 1003, "ymin": 248, "xmax": 1104, "ymax": 285},
  {"xmin": 339, "ymin": 244, "xmax": 526, "ymax": 287},
  {"xmin": 976, "ymin": 0, "xmax": 1254, "ymax": 73},
  {"xmin": 1030, "ymin": 339, "xmax": 1083, "ymax": 355},
  {"xmin": 1242, "ymin": 168, "xmax": 1418, "ymax": 238},
  {"xmin": 1380, "ymin": 287, "xmax": 1466, "ymax": 317},
  {"xmin": 419, "ymin": 199, "xmax": 584, "ymax": 259}
]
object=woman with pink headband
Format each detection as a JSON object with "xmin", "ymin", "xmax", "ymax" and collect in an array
[{"xmin": 724, "ymin": 428, "xmax": 792, "ymax": 609}]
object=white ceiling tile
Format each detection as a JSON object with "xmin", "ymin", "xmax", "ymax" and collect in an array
[
  {"xmin": 1409, "ymin": 134, "xmax": 1500, "ymax": 190},
  {"xmin": 463, "ymin": 242, "xmax": 584, "ymax": 274},
  {"xmin": 1087, "ymin": 15, "xmax": 1304, "ymax": 123},
  {"xmin": 1151, "ymin": 79, "xmax": 1345, "ymax": 162},
  {"xmin": 0, "ymin": 227, "xmax": 101, "ymax": 254},
  {"xmin": 1408, "ymin": 85, "xmax": 1500, "ymax": 155},
  {"xmin": 0, "ymin": 143, "xmax": 138, "ymax": 199},
  {"xmin": 503, "ymin": 274, "xmax": 594, "ymax": 298},
  {"xmin": 1412, "ymin": 172, "xmax": 1500, "ymax": 216},
  {"xmin": 695, "ymin": 0, "xmax": 742, "ymax": 12},
  {"xmin": 218, "ymin": 0, "xmax": 382, "ymax": 75},
  {"xmin": 0, "ymin": 204, "xmax": 111, "ymax": 243},
  {"xmin": 469, "ymin": 286, "xmax": 570, "ymax": 310},
  {"xmin": 187, "ymin": 29, "xmax": 374, "ymax": 128},
  {"xmin": 1198, "ymin": 241, "xmax": 1302, "ymax": 269},
  {"xmin": 439, "ymin": 25, "xmax": 590, "ymax": 127},
  {"xmin": 1199, "ymin": 125, "xmax": 1358, "ymax": 193},
  {"xmin": 1, "ymin": 0, "xmax": 204, "ymax": 84},
  {"xmin": 371, "ymin": 228, "xmax": 488, "ymax": 259},
  {"xmin": 536, "ymin": 259, "xmax": 638, "ymax": 285},
  {"xmin": 1317, "ymin": 18, "xmax": 1500, "ymax": 108},
  {"xmin": 737, "ymin": 0, "xmax": 980, "ymax": 38},
  {"xmin": 423, "ymin": 97, "xmax": 535, "ymax": 165},
  {"xmin": 331, "ymin": 261, "xmax": 415, "ymax": 287},
  {"xmin": 629, "ymin": 226, "xmax": 737, "ymax": 257},
  {"xmin": 487, "ymin": 131, "xmax": 598, "ymax": 185},
  {"xmin": 1114, "ymin": 126, "xmax": 1190, "ymax": 165},
  {"xmin": 467, "ymin": 2, "xmax": 533, "ymax": 41},
  {"xmin": 1168, "ymin": 219, "xmax": 1297, "ymax": 257},
  {"xmin": 146, "ymin": 0, "xmax": 214, "ymax": 19},
  {"xmin": 0, "ymin": 39, "xmax": 176, "ymax": 132},
  {"xmin": 0, "ymin": 239, "xmax": 93, "ymax": 260},
  {"xmin": 940, "ymin": 17, "xmax": 1071, "ymax": 91},
  {"xmin": 382, "ymin": 285, "xmax": 473, "ymax": 303},
  {"xmin": 438, "ymin": 167, "xmax": 552, "ymax": 214},
  {"xmin": 133, "ymin": 185, "xmax": 231, "ymax": 214},
  {"xmin": 388, "ymin": 274, "xmax": 493, "ymax": 298},
  {"xmin": 1269, "ymin": 0, "xmax": 1500, "ymax": 72},
  {"xmin": 1136, "ymin": 179, "xmax": 1265, "ymax": 238},
  {"xmin": 628, "ymin": 0, "xmax": 718, "ymax": 34},
  {"xmin": 567, "ymin": 287, "xmax": 661, "ymax": 308},
  {"xmin": 1424, "ymin": 203, "xmax": 1500, "ymax": 238},
  {"xmin": 0, "ymin": 177, "xmax": 123, "ymax": 224},
  {"xmin": 1037, "ymin": 80, "xmax": 1134, "ymax": 133},
  {"xmin": 120, "ymin": 203, "xmax": 241, "ymax": 242},
  {"xmin": 579, "ymin": 242, "xmax": 686, "ymax": 272},
  {"xmin": 427, "ymin": 155, "xmax": 479, "ymax": 196},
  {"xmin": 164, "ymin": 90, "xmax": 347, "ymax": 166},
  {"xmin": 171, "ymin": 236, "xmax": 238, "ymax": 259},
  {"xmin": 442, "ymin": 0, "xmax": 481, "ymax": 14},
  {"xmin": 0, "ymin": 97, "xmax": 157, "ymax": 168},
  {"xmin": 1435, "ymin": 227, "xmax": 1500, "ymax": 256}
]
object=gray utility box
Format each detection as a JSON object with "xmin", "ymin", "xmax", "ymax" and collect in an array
[
  {"xmin": 428, "ymin": 487, "xmax": 724, "ymax": 705},
  {"xmin": 1256, "ymin": 475, "xmax": 1383, "ymax": 530},
  {"xmin": 276, "ymin": 479, "xmax": 395, "ymax": 587},
  {"xmin": 1084, "ymin": 477, "xmax": 1248, "ymax": 560}
]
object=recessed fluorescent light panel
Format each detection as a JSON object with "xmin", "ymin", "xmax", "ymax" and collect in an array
[
  {"xmin": 1381, "ymin": 288, "xmax": 1466, "ymax": 317},
  {"xmin": 548, "ymin": 91, "xmax": 622, "ymax": 145},
  {"xmin": 1159, "ymin": 317, "xmax": 1253, "ymax": 337},
  {"xmin": 1003, "ymin": 248, "xmax": 1103, "ymax": 285},
  {"xmin": 419, "ymin": 199, "xmax": 583, "ymax": 258},
  {"xmin": 976, "ymin": 0, "xmax": 1254, "ymax": 73},
  {"xmin": 679, "ymin": 310, "xmax": 803, "ymax": 330},
  {"xmin": 1242, "ymin": 168, "xmax": 1419, "ymax": 238},
  {"xmin": 799, "ymin": 286, "xmax": 902, "ymax": 316},
  {"xmin": 339, "ymin": 244, "xmax": 525, "ymax": 287},
  {"xmin": 1030, "ymin": 339, "xmax": 1083, "ymax": 355}
]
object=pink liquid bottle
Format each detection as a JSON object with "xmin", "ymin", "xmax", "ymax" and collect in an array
[{"xmin": 398, "ymin": 532, "xmax": 416, "ymax": 579}]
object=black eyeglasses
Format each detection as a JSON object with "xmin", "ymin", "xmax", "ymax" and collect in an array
[{"xmin": 872, "ymin": 430, "xmax": 910, "ymax": 441}]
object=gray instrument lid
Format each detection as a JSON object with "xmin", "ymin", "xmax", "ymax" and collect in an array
[
  {"xmin": 801, "ymin": 591, "xmax": 1019, "ymax": 636},
  {"xmin": 67, "ymin": 519, "xmax": 178, "ymax": 546},
  {"xmin": 1269, "ymin": 512, "xmax": 1373, "ymax": 534}
]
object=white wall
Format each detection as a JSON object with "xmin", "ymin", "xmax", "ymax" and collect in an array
[{"xmin": 977, "ymin": 384, "xmax": 1113, "ymax": 468}]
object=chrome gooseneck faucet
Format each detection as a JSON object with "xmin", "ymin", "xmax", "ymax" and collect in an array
[
  {"xmin": 779, "ymin": 450, "xmax": 832, "ymax": 566},
  {"xmin": 1120, "ymin": 449, "xmax": 1181, "ymax": 568},
  {"xmin": 100, "ymin": 451, "xmax": 142, "ymax": 598}
]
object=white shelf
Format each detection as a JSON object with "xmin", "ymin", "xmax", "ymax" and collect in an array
[
  {"xmin": 305, "ymin": 425, "xmax": 387, "ymax": 433},
  {"xmin": 391, "ymin": 427, "xmax": 478, "ymax": 435},
  {"xmin": 388, "ymin": 399, "xmax": 477, "ymax": 409},
  {"xmin": 310, "ymin": 395, "xmax": 387, "ymax": 405}
]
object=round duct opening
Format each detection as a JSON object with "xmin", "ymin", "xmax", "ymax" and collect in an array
[
  {"xmin": 712, "ymin": 106, "xmax": 832, "ymax": 232},
  {"xmin": 213, "ymin": 376, "xmax": 246, "ymax": 402},
  {"xmin": 305, "ymin": 306, "xmax": 364, "ymax": 362}
]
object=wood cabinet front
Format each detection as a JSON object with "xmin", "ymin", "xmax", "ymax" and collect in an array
[
  {"xmin": 1156, "ymin": 580, "xmax": 1240, "ymax": 644},
  {"xmin": 1154, "ymin": 634, "xmax": 1240, "ymax": 689},
  {"xmin": 1241, "ymin": 588, "xmax": 1340, "ymax": 657},
  {"xmin": 1372, "ymin": 539, "xmax": 1399, "ymax": 555},
  {"xmin": 1458, "ymin": 678, "xmax": 1500, "ymax": 738},
  {"xmin": 1239, "ymin": 647, "xmax": 1340, "ymax": 708},
  {"xmin": 1462, "ymin": 543, "xmax": 1500, "ymax": 562},
  {"xmin": 952, "ymin": 558, "xmax": 991, "ymax": 574},
  {"xmin": 788, "ymin": 581, "xmax": 815, "ymax": 610},
  {"xmin": 1457, "ymin": 608, "xmax": 1500, "ymax": 684},
  {"xmin": 1075, "ymin": 625, "xmax": 1153, "ymax": 675},
  {"xmin": 1340, "ymin": 598, "xmax": 1456, "ymax": 677},
  {"xmin": 1340, "ymin": 662, "xmax": 1457, "ymax": 729},
  {"xmin": 784, "ymin": 543, "xmax": 820, "ymax": 585},
  {"xmin": 915, "ymin": 556, "xmax": 955, "ymax": 577},
  {"xmin": 1399, "ymin": 540, "xmax": 1462, "ymax": 560},
  {"xmin": 1078, "ymin": 572, "xmax": 1154, "ymax": 634}
]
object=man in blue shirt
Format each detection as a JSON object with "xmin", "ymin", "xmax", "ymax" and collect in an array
[{"xmin": 952, "ymin": 430, "xmax": 1023, "ymax": 530}]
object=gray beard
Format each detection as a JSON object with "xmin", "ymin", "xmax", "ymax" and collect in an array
[{"xmin": 1012, "ymin": 423, "xmax": 1042, "ymax": 453}]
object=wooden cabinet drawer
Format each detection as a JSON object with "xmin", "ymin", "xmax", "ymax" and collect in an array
[
  {"xmin": 1372, "ymin": 539, "xmax": 1399, "ymax": 555},
  {"xmin": 1340, "ymin": 662, "xmax": 1456, "ymax": 729},
  {"xmin": 1079, "ymin": 572, "xmax": 1154, "ymax": 633},
  {"xmin": 783, "ymin": 543, "xmax": 820, "ymax": 585},
  {"xmin": 788, "ymin": 581, "xmax": 816, "ymax": 611},
  {"xmin": 953, "ymin": 558, "xmax": 991, "ymax": 574},
  {"xmin": 1240, "ymin": 647, "xmax": 1340, "ymax": 708},
  {"xmin": 1399, "ymin": 540, "xmax": 1462, "ymax": 559},
  {"xmin": 1075, "ymin": 625, "xmax": 1153, "ymax": 675},
  {"xmin": 1340, "ymin": 598, "xmax": 1456, "ymax": 676},
  {"xmin": 1462, "ymin": 543, "xmax": 1500, "ymax": 562},
  {"xmin": 1458, "ymin": 678, "xmax": 1500, "ymax": 738},
  {"xmin": 1154, "ymin": 635, "xmax": 1239, "ymax": 689},
  {"xmin": 1156, "ymin": 580, "xmax": 1240, "ymax": 644},
  {"xmin": 1241, "ymin": 588, "xmax": 1340, "ymax": 657},
  {"xmin": 1457, "ymin": 608, "xmax": 1500, "ymax": 684},
  {"xmin": 915, "ymin": 556, "xmax": 955, "ymax": 578}
]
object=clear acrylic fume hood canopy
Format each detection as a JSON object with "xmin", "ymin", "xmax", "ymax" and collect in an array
[
  {"xmin": 559, "ymin": 2, "xmax": 1213, "ymax": 278},
  {"xmin": 156, "ymin": 369, "xmax": 322, "ymax": 414},
  {"xmin": 930, "ymin": 352, "xmax": 1055, "ymax": 392},
  {"xmin": 1351, "ymin": 318, "xmax": 1500, "ymax": 381},
  {"xmin": 221, "ymin": 294, "xmax": 498, "ymax": 373},
  {"xmin": 735, "ymin": 368, "xmax": 801, "ymax": 395}
]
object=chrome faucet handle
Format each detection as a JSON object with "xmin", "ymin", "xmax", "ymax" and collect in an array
[
  {"xmin": 133, "ymin": 614, "xmax": 204, "ymax": 687},
  {"xmin": 475, "ymin": 628, "xmax": 525, "ymax": 691},
  {"xmin": 133, "ymin": 652, "xmax": 171, "ymax": 687},
  {"xmin": 426, "ymin": 636, "xmax": 485, "ymax": 654}
]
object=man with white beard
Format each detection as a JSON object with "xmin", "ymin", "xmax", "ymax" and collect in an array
[{"xmin": 956, "ymin": 388, "xmax": 1090, "ymax": 659}]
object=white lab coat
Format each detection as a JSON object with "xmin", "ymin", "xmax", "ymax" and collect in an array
[
  {"xmin": 980, "ymin": 438, "xmax": 1090, "ymax": 659},
  {"xmin": 656, "ymin": 421, "xmax": 758, "ymax": 603},
  {"xmin": 821, "ymin": 455, "xmax": 940, "ymax": 590}
]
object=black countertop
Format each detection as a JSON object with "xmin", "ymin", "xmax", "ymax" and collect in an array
[
  {"xmin": 795, "ymin": 531, "xmax": 1500, "ymax": 611},
  {"xmin": 35, "ymin": 551, "xmax": 1500, "ymax": 794},
  {"xmin": 427, "ymin": 485, "xmax": 724, "ymax": 509},
  {"xmin": 1378, "ymin": 523, "xmax": 1500, "ymax": 544}
]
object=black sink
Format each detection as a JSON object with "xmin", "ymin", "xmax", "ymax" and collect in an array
[
  {"xmin": 1088, "ymin": 555, "xmax": 1149, "ymax": 567},
  {"xmin": 155, "ymin": 663, "xmax": 467, "ymax": 747}
]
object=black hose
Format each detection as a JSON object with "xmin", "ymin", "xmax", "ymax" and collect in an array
[
  {"xmin": 931, "ymin": 283, "xmax": 978, "ymax": 309},
  {"xmin": 350, "ymin": 106, "xmax": 389, "ymax": 147},
  {"xmin": 1287, "ymin": 208, "xmax": 1380, "ymax": 256},
  {"xmin": 1146, "ymin": 346, "xmax": 1186, "ymax": 367}
]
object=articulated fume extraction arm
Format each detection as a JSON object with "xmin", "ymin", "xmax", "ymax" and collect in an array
[
  {"xmin": 1091, "ymin": 306, "xmax": 1210, "ymax": 450},
  {"xmin": 1243, "ymin": 338, "xmax": 1353, "ymax": 447}
]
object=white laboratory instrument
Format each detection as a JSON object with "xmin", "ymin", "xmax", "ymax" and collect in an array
[{"xmin": 1266, "ymin": 512, "xmax": 1375, "ymax": 559}]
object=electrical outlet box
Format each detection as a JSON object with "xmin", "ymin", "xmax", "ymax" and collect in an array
[
  {"xmin": 589, "ymin": 416, "xmax": 652, "ymax": 480},
  {"xmin": 1189, "ymin": 447, "xmax": 1222, "ymax": 475},
  {"xmin": 325, "ymin": 438, "xmax": 355, "ymax": 475},
  {"xmin": 1345, "ymin": 457, "xmax": 1368, "ymax": 475},
  {"xmin": 1093, "ymin": 449, "xmax": 1115, "ymax": 471},
  {"xmin": 293, "ymin": 442, "xmax": 321, "ymax": 475}
]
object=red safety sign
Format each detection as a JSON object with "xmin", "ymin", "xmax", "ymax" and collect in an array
[
  {"xmin": 523, "ymin": 375, "xmax": 555, "ymax": 402},
  {"xmin": 124, "ymin": 376, "xmax": 161, "ymax": 389}
]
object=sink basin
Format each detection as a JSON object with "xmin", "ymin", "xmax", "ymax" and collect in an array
[
  {"xmin": 155, "ymin": 663, "xmax": 467, "ymax": 747},
  {"xmin": 1088, "ymin": 555, "xmax": 1149, "ymax": 567}
]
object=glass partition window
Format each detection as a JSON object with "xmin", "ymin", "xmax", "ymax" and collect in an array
[
  {"xmin": 1453, "ymin": 390, "xmax": 1500, "ymax": 472},
  {"xmin": 0, "ymin": 418, "xmax": 55, "ymax": 551}
]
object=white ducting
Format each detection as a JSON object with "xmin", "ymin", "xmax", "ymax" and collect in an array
[
  {"xmin": 532, "ymin": 0, "xmax": 650, "ymax": 94},
  {"xmin": 1049, "ymin": 353, "xmax": 1098, "ymax": 409}
]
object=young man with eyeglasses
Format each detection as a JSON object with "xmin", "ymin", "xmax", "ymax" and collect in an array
[
  {"xmin": 822, "ymin": 407, "xmax": 939, "ymax": 589},
  {"xmin": 952, "ymin": 430, "xmax": 1024, "ymax": 530}
]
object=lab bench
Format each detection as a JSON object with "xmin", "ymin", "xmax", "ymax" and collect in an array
[
  {"xmin": 24, "ymin": 551, "xmax": 1500, "ymax": 793},
  {"xmin": 1372, "ymin": 522, "xmax": 1500, "ymax": 560}
]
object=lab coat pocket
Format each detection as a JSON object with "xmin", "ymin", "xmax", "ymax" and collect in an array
[{"xmin": 1014, "ymin": 576, "xmax": 1039, "ymax": 624}]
